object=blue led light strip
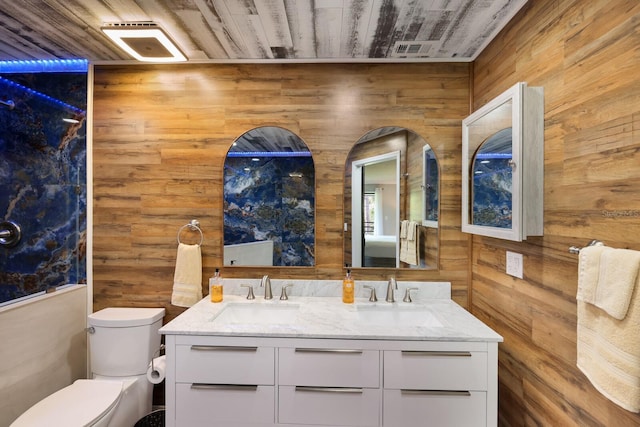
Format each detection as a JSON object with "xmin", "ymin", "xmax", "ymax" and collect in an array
[
  {"xmin": 476, "ymin": 153, "xmax": 512, "ymax": 159},
  {"xmin": 0, "ymin": 76, "xmax": 86, "ymax": 115},
  {"xmin": 227, "ymin": 151, "xmax": 312, "ymax": 158},
  {"xmin": 0, "ymin": 59, "xmax": 88, "ymax": 73}
]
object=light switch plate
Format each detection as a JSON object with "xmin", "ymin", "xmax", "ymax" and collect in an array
[{"xmin": 506, "ymin": 251, "xmax": 523, "ymax": 279}]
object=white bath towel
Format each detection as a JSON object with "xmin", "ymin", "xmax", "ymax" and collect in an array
[
  {"xmin": 577, "ymin": 246, "xmax": 640, "ymax": 412},
  {"xmin": 577, "ymin": 274, "xmax": 640, "ymax": 412},
  {"xmin": 170, "ymin": 243, "xmax": 202, "ymax": 307}
]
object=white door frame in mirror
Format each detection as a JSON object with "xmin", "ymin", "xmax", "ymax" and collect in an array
[
  {"xmin": 422, "ymin": 144, "xmax": 438, "ymax": 229},
  {"xmin": 351, "ymin": 151, "xmax": 401, "ymax": 268},
  {"xmin": 462, "ymin": 81, "xmax": 544, "ymax": 241}
]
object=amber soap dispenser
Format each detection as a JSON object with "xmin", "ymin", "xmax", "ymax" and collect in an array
[
  {"xmin": 210, "ymin": 268, "xmax": 223, "ymax": 303},
  {"xmin": 342, "ymin": 264, "xmax": 354, "ymax": 304}
]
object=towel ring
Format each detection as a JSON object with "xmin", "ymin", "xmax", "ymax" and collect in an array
[{"xmin": 177, "ymin": 219, "xmax": 203, "ymax": 245}]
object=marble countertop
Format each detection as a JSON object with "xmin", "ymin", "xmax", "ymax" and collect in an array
[{"xmin": 160, "ymin": 280, "xmax": 503, "ymax": 342}]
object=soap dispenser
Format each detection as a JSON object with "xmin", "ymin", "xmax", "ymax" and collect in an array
[
  {"xmin": 342, "ymin": 264, "xmax": 354, "ymax": 304},
  {"xmin": 210, "ymin": 268, "xmax": 223, "ymax": 303}
]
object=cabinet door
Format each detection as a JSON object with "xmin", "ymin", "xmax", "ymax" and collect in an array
[
  {"xmin": 279, "ymin": 385, "xmax": 380, "ymax": 426},
  {"xmin": 384, "ymin": 350, "xmax": 487, "ymax": 390},
  {"xmin": 279, "ymin": 347, "xmax": 379, "ymax": 387},
  {"xmin": 176, "ymin": 344, "xmax": 275, "ymax": 385},
  {"xmin": 176, "ymin": 383, "xmax": 275, "ymax": 426},
  {"xmin": 383, "ymin": 389, "xmax": 487, "ymax": 427},
  {"xmin": 461, "ymin": 81, "xmax": 544, "ymax": 241}
]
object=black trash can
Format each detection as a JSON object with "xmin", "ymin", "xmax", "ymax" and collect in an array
[{"xmin": 134, "ymin": 409, "xmax": 165, "ymax": 427}]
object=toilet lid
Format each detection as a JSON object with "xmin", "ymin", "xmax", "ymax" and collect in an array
[{"xmin": 11, "ymin": 380, "xmax": 122, "ymax": 427}]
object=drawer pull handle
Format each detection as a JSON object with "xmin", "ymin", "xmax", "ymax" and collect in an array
[
  {"xmin": 191, "ymin": 383, "xmax": 258, "ymax": 391},
  {"xmin": 401, "ymin": 389, "xmax": 471, "ymax": 397},
  {"xmin": 295, "ymin": 386, "xmax": 363, "ymax": 394},
  {"xmin": 401, "ymin": 351, "xmax": 472, "ymax": 357},
  {"xmin": 294, "ymin": 348, "xmax": 363, "ymax": 354},
  {"xmin": 190, "ymin": 345, "xmax": 258, "ymax": 352}
]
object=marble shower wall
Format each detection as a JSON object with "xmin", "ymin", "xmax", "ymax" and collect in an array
[{"xmin": 0, "ymin": 72, "xmax": 87, "ymax": 304}]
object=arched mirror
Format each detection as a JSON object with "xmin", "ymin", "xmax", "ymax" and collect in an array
[
  {"xmin": 223, "ymin": 126, "xmax": 315, "ymax": 267},
  {"xmin": 470, "ymin": 128, "xmax": 512, "ymax": 228},
  {"xmin": 344, "ymin": 127, "xmax": 439, "ymax": 270}
]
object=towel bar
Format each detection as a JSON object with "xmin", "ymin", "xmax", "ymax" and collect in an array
[
  {"xmin": 569, "ymin": 239, "xmax": 604, "ymax": 254},
  {"xmin": 177, "ymin": 219, "xmax": 204, "ymax": 245}
]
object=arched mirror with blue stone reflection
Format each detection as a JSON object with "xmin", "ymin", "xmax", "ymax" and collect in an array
[
  {"xmin": 223, "ymin": 126, "xmax": 315, "ymax": 267},
  {"xmin": 470, "ymin": 127, "xmax": 513, "ymax": 228}
]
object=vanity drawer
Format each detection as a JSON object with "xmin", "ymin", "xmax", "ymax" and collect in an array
[
  {"xmin": 279, "ymin": 347, "xmax": 379, "ymax": 387},
  {"xmin": 176, "ymin": 344, "xmax": 275, "ymax": 385},
  {"xmin": 384, "ymin": 350, "xmax": 487, "ymax": 390},
  {"xmin": 176, "ymin": 383, "xmax": 275, "ymax": 426},
  {"xmin": 383, "ymin": 389, "xmax": 487, "ymax": 427},
  {"xmin": 279, "ymin": 385, "xmax": 380, "ymax": 426}
]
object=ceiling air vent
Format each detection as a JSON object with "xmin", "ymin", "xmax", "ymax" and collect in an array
[{"xmin": 391, "ymin": 41, "xmax": 432, "ymax": 58}]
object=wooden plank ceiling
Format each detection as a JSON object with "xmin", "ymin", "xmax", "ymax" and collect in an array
[{"xmin": 0, "ymin": 0, "xmax": 527, "ymax": 63}]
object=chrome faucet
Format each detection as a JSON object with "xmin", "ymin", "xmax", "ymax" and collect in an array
[
  {"xmin": 260, "ymin": 275, "xmax": 273, "ymax": 300},
  {"xmin": 386, "ymin": 277, "xmax": 397, "ymax": 302}
]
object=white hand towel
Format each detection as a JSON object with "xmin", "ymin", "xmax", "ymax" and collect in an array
[
  {"xmin": 577, "ymin": 245, "xmax": 607, "ymax": 304},
  {"xmin": 405, "ymin": 224, "xmax": 419, "ymax": 266},
  {"xmin": 400, "ymin": 220, "xmax": 409, "ymax": 239},
  {"xmin": 407, "ymin": 221, "xmax": 417, "ymax": 241},
  {"xmin": 171, "ymin": 243, "xmax": 202, "ymax": 307},
  {"xmin": 594, "ymin": 248, "xmax": 640, "ymax": 320}
]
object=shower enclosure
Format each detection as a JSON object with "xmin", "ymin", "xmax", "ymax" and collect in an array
[{"xmin": 0, "ymin": 68, "xmax": 88, "ymax": 305}]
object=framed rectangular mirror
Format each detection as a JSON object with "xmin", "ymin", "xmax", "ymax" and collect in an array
[{"xmin": 462, "ymin": 82, "xmax": 544, "ymax": 241}]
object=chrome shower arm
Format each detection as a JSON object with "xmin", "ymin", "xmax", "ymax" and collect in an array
[{"xmin": 0, "ymin": 99, "xmax": 15, "ymax": 110}]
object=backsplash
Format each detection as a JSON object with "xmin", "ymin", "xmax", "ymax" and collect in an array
[{"xmin": 220, "ymin": 279, "xmax": 451, "ymax": 303}]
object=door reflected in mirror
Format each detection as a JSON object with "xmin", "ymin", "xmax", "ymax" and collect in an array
[
  {"xmin": 422, "ymin": 144, "xmax": 439, "ymax": 228},
  {"xmin": 344, "ymin": 128, "xmax": 439, "ymax": 270},
  {"xmin": 223, "ymin": 126, "xmax": 315, "ymax": 267},
  {"xmin": 352, "ymin": 151, "xmax": 401, "ymax": 268}
]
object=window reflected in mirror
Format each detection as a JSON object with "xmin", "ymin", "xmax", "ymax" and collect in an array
[{"xmin": 223, "ymin": 127, "xmax": 315, "ymax": 267}]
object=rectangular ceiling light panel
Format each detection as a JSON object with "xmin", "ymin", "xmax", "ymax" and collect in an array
[{"xmin": 101, "ymin": 22, "xmax": 186, "ymax": 62}]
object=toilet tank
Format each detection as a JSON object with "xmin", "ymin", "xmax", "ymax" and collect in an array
[{"xmin": 88, "ymin": 307, "xmax": 165, "ymax": 377}]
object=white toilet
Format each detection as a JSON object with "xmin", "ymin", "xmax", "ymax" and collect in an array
[{"xmin": 11, "ymin": 307, "xmax": 165, "ymax": 427}]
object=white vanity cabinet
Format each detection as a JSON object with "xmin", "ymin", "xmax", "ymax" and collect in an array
[
  {"xmin": 383, "ymin": 341, "xmax": 496, "ymax": 427},
  {"xmin": 170, "ymin": 336, "xmax": 276, "ymax": 427},
  {"xmin": 278, "ymin": 344, "xmax": 381, "ymax": 426},
  {"xmin": 164, "ymin": 336, "xmax": 498, "ymax": 427}
]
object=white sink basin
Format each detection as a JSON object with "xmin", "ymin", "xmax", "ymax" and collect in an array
[
  {"xmin": 213, "ymin": 303, "xmax": 300, "ymax": 325},
  {"xmin": 355, "ymin": 305, "xmax": 442, "ymax": 327}
]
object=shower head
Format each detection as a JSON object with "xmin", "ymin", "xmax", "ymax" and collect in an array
[{"xmin": 1, "ymin": 99, "xmax": 15, "ymax": 110}]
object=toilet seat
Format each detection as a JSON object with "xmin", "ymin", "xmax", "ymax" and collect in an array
[{"xmin": 11, "ymin": 380, "xmax": 123, "ymax": 427}]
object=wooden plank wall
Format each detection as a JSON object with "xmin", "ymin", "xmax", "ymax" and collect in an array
[
  {"xmin": 471, "ymin": 0, "xmax": 640, "ymax": 425},
  {"xmin": 92, "ymin": 63, "xmax": 471, "ymax": 322}
]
